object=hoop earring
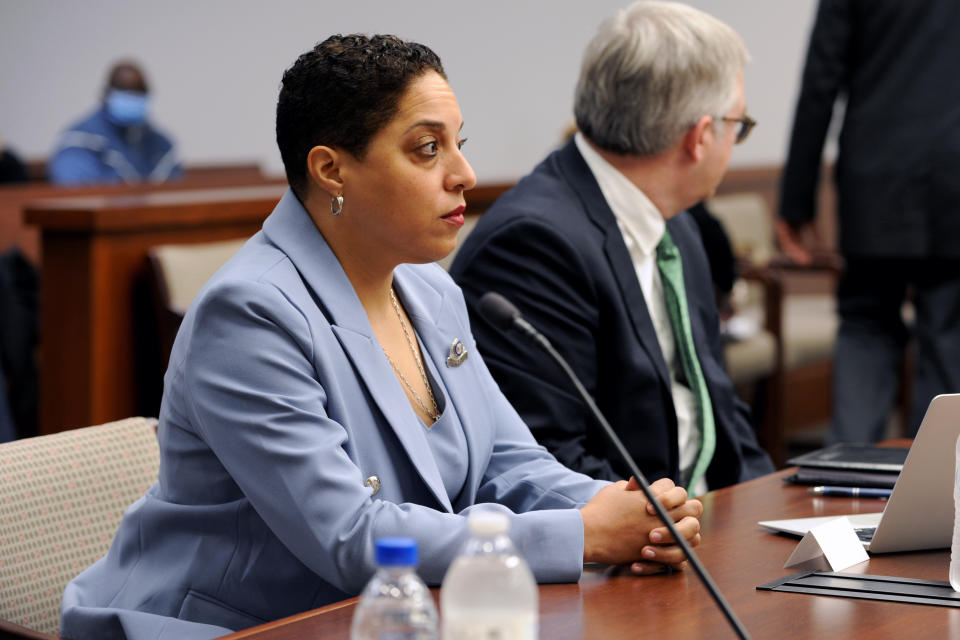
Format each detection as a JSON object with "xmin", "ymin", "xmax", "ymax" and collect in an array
[{"xmin": 331, "ymin": 194, "xmax": 344, "ymax": 216}]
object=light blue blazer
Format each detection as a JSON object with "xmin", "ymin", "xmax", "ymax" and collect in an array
[{"xmin": 61, "ymin": 190, "xmax": 608, "ymax": 640}]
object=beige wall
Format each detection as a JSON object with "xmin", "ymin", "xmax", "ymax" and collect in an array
[{"xmin": 0, "ymin": 1, "xmax": 820, "ymax": 182}]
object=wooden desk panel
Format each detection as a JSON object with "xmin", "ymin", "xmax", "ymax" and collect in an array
[
  {"xmin": 16, "ymin": 180, "xmax": 516, "ymax": 436},
  {"xmin": 0, "ymin": 165, "xmax": 275, "ymax": 264},
  {"xmin": 220, "ymin": 470, "xmax": 957, "ymax": 639},
  {"xmin": 25, "ymin": 185, "xmax": 286, "ymax": 434}
]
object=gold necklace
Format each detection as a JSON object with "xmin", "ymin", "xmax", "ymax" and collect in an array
[{"xmin": 384, "ymin": 288, "xmax": 440, "ymax": 424}]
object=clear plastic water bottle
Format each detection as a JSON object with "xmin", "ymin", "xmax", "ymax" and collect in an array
[
  {"xmin": 350, "ymin": 537, "xmax": 438, "ymax": 640},
  {"xmin": 441, "ymin": 511, "xmax": 538, "ymax": 640}
]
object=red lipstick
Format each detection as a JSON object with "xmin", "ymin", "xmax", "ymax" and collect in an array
[{"xmin": 442, "ymin": 205, "xmax": 466, "ymax": 227}]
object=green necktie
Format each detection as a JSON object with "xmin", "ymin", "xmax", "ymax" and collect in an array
[{"xmin": 656, "ymin": 229, "xmax": 715, "ymax": 492}]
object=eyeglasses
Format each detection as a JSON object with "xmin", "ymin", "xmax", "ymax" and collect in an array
[{"xmin": 721, "ymin": 114, "xmax": 756, "ymax": 144}]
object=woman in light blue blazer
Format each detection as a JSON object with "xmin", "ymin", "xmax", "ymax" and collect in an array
[{"xmin": 60, "ymin": 34, "xmax": 703, "ymax": 640}]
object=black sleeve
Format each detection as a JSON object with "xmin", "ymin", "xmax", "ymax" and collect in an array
[{"xmin": 779, "ymin": 0, "xmax": 854, "ymax": 225}]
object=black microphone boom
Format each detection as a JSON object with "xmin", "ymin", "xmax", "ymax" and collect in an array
[{"xmin": 477, "ymin": 291, "xmax": 750, "ymax": 640}]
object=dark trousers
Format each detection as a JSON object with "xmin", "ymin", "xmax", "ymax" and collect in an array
[{"xmin": 830, "ymin": 257, "xmax": 960, "ymax": 443}]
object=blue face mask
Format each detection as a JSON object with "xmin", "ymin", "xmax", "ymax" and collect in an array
[{"xmin": 105, "ymin": 90, "xmax": 149, "ymax": 126}]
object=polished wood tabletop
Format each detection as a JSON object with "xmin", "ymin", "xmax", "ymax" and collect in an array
[{"xmin": 220, "ymin": 467, "xmax": 956, "ymax": 639}]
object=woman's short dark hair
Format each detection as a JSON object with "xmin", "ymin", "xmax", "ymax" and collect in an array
[{"xmin": 276, "ymin": 34, "xmax": 445, "ymax": 200}]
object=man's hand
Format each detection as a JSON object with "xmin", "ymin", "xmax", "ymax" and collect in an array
[{"xmin": 774, "ymin": 219, "xmax": 814, "ymax": 266}]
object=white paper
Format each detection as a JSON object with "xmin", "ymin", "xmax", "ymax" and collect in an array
[
  {"xmin": 784, "ymin": 517, "xmax": 869, "ymax": 572},
  {"xmin": 950, "ymin": 434, "xmax": 960, "ymax": 591}
]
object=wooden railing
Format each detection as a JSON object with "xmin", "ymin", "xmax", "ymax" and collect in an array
[
  {"xmin": 25, "ymin": 184, "xmax": 285, "ymax": 435},
  {"xmin": 9, "ymin": 164, "xmax": 838, "ymax": 439},
  {"xmin": 0, "ymin": 163, "xmax": 275, "ymax": 263}
]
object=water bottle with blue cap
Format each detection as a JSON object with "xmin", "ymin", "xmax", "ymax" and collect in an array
[{"xmin": 351, "ymin": 537, "xmax": 438, "ymax": 640}]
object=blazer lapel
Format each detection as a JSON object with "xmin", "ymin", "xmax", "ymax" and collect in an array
[
  {"xmin": 331, "ymin": 326, "xmax": 453, "ymax": 512},
  {"xmin": 262, "ymin": 191, "xmax": 452, "ymax": 512},
  {"xmin": 394, "ymin": 268, "xmax": 488, "ymax": 505},
  {"xmin": 555, "ymin": 142, "xmax": 672, "ymax": 389}
]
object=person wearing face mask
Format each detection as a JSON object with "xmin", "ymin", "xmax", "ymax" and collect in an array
[{"xmin": 48, "ymin": 61, "xmax": 183, "ymax": 185}]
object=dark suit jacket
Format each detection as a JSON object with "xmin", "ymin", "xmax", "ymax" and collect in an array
[
  {"xmin": 450, "ymin": 140, "xmax": 773, "ymax": 487},
  {"xmin": 779, "ymin": 0, "xmax": 960, "ymax": 258}
]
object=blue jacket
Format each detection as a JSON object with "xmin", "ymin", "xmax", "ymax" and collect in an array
[
  {"xmin": 60, "ymin": 190, "xmax": 606, "ymax": 640},
  {"xmin": 49, "ymin": 106, "xmax": 182, "ymax": 185}
]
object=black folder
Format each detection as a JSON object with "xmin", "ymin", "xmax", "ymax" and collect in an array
[
  {"xmin": 785, "ymin": 443, "xmax": 908, "ymax": 488},
  {"xmin": 787, "ymin": 443, "xmax": 909, "ymax": 471}
]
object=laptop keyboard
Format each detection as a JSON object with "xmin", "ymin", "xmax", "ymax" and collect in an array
[{"xmin": 854, "ymin": 527, "xmax": 876, "ymax": 543}]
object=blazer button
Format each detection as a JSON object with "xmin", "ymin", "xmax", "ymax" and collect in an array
[{"xmin": 364, "ymin": 475, "xmax": 381, "ymax": 496}]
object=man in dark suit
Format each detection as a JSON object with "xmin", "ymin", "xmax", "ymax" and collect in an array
[
  {"xmin": 777, "ymin": 0, "xmax": 960, "ymax": 443},
  {"xmin": 452, "ymin": 1, "xmax": 773, "ymax": 493}
]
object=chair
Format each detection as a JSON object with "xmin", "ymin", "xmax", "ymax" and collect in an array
[
  {"xmin": 706, "ymin": 192, "xmax": 840, "ymax": 465},
  {"xmin": 0, "ymin": 417, "xmax": 160, "ymax": 638},
  {"xmin": 146, "ymin": 233, "xmax": 463, "ymax": 421},
  {"xmin": 146, "ymin": 238, "xmax": 247, "ymax": 369}
]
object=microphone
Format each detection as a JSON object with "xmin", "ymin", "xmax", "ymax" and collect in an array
[{"xmin": 478, "ymin": 291, "xmax": 750, "ymax": 640}]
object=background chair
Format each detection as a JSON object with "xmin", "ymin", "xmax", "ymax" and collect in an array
[
  {"xmin": 141, "ymin": 238, "xmax": 247, "ymax": 417},
  {"xmin": 706, "ymin": 192, "xmax": 840, "ymax": 465},
  {"xmin": 147, "ymin": 238, "xmax": 248, "ymax": 366},
  {"xmin": 0, "ymin": 416, "xmax": 160, "ymax": 638}
]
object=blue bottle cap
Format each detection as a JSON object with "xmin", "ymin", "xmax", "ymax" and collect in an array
[{"xmin": 375, "ymin": 537, "xmax": 419, "ymax": 567}]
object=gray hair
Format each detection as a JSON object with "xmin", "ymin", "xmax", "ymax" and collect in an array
[{"xmin": 574, "ymin": 1, "xmax": 749, "ymax": 157}]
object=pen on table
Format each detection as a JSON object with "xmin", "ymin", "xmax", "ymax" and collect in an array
[{"xmin": 808, "ymin": 486, "xmax": 892, "ymax": 499}]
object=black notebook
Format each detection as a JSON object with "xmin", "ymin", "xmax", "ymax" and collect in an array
[
  {"xmin": 787, "ymin": 443, "xmax": 909, "ymax": 472},
  {"xmin": 787, "ymin": 467, "xmax": 899, "ymax": 488},
  {"xmin": 785, "ymin": 443, "xmax": 908, "ymax": 488}
]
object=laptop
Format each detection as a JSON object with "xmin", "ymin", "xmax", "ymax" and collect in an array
[{"xmin": 759, "ymin": 393, "xmax": 960, "ymax": 553}]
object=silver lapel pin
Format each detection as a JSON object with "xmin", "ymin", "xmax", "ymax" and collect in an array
[{"xmin": 446, "ymin": 338, "xmax": 468, "ymax": 367}]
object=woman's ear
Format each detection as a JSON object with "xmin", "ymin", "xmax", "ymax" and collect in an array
[
  {"xmin": 682, "ymin": 115, "xmax": 714, "ymax": 163},
  {"xmin": 306, "ymin": 145, "xmax": 344, "ymax": 196}
]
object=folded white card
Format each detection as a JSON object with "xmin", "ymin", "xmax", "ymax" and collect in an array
[{"xmin": 784, "ymin": 517, "xmax": 870, "ymax": 572}]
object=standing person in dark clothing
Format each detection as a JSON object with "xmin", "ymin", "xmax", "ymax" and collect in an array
[{"xmin": 777, "ymin": 0, "xmax": 960, "ymax": 442}]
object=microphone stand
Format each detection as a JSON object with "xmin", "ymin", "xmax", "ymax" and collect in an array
[{"xmin": 511, "ymin": 314, "xmax": 751, "ymax": 640}]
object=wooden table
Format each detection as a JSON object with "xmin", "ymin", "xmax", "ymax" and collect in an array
[{"xmin": 219, "ymin": 468, "xmax": 957, "ymax": 639}]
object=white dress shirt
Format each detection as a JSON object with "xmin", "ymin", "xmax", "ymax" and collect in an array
[{"xmin": 575, "ymin": 133, "xmax": 707, "ymax": 495}]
